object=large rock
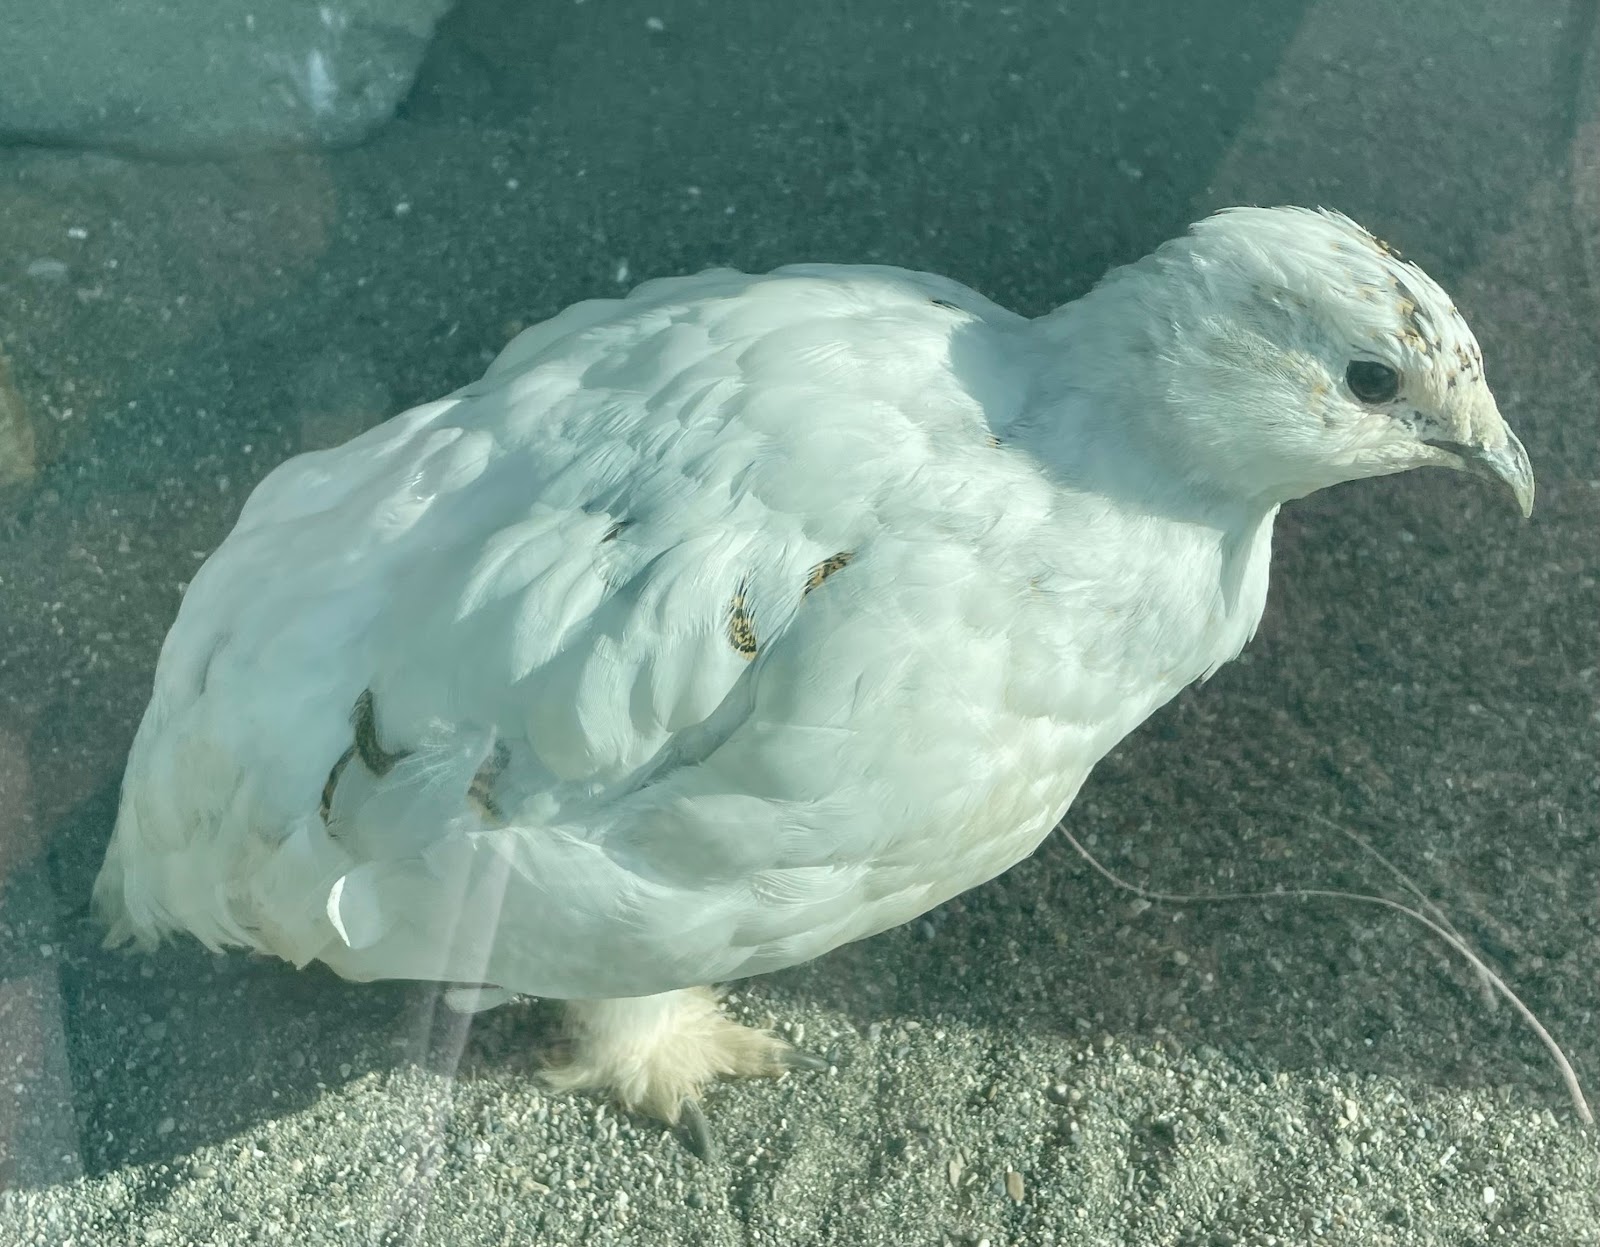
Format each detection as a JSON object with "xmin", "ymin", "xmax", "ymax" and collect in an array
[{"xmin": 0, "ymin": 0, "xmax": 454, "ymax": 156}]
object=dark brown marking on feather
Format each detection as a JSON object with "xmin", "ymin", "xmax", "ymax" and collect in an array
[
  {"xmin": 352, "ymin": 688, "xmax": 411, "ymax": 777},
  {"xmin": 1370, "ymin": 233, "xmax": 1404, "ymax": 261},
  {"xmin": 803, "ymin": 551, "xmax": 855, "ymax": 596},
  {"xmin": 984, "ymin": 432, "xmax": 1002, "ymax": 448},
  {"xmin": 1391, "ymin": 278, "xmax": 1437, "ymax": 356},
  {"xmin": 319, "ymin": 744, "xmax": 356, "ymax": 825},
  {"xmin": 1404, "ymin": 304, "xmax": 1438, "ymax": 354},
  {"xmin": 601, "ymin": 520, "xmax": 628, "ymax": 543},
  {"xmin": 468, "ymin": 740, "xmax": 512, "ymax": 824},
  {"xmin": 727, "ymin": 579, "xmax": 759, "ymax": 660},
  {"xmin": 930, "ymin": 298, "xmax": 961, "ymax": 311},
  {"xmin": 1409, "ymin": 301, "xmax": 1434, "ymax": 340}
]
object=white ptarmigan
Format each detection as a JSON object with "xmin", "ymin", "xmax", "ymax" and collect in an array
[{"xmin": 94, "ymin": 207, "xmax": 1533, "ymax": 1141}]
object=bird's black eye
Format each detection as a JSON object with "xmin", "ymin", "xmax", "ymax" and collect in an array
[{"xmin": 1345, "ymin": 360, "xmax": 1401, "ymax": 404}]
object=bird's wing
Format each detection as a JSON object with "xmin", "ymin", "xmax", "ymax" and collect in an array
[{"xmin": 100, "ymin": 264, "xmax": 1062, "ymax": 995}]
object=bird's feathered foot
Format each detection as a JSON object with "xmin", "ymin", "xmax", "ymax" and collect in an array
[{"xmin": 541, "ymin": 986, "xmax": 825, "ymax": 1158}]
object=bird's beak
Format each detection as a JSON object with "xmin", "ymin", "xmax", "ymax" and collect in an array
[{"xmin": 1424, "ymin": 424, "xmax": 1535, "ymax": 518}]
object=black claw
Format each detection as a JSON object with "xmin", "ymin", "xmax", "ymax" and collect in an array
[
  {"xmin": 677, "ymin": 1099, "xmax": 718, "ymax": 1162},
  {"xmin": 780, "ymin": 1047, "xmax": 830, "ymax": 1073}
]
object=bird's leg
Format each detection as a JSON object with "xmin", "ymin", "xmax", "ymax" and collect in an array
[{"xmin": 540, "ymin": 986, "xmax": 826, "ymax": 1158}]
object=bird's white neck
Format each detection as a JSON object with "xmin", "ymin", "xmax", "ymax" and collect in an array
[
  {"xmin": 1015, "ymin": 259, "xmax": 1337, "ymax": 520},
  {"xmin": 1007, "ymin": 309, "xmax": 1267, "ymax": 534},
  {"xmin": 999, "ymin": 289, "xmax": 1284, "ymax": 696}
]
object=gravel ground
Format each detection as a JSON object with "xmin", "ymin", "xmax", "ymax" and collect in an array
[{"xmin": 1, "ymin": 1, "xmax": 1597, "ymax": 1243}]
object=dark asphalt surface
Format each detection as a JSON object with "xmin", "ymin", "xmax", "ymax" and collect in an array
[{"xmin": 1, "ymin": 1, "xmax": 1597, "ymax": 1242}]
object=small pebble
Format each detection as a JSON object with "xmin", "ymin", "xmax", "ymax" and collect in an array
[
  {"xmin": 1005, "ymin": 1170, "xmax": 1025, "ymax": 1202},
  {"xmin": 25, "ymin": 258, "xmax": 69, "ymax": 281}
]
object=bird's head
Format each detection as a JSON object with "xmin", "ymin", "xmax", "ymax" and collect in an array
[{"xmin": 1060, "ymin": 206, "xmax": 1534, "ymax": 517}]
